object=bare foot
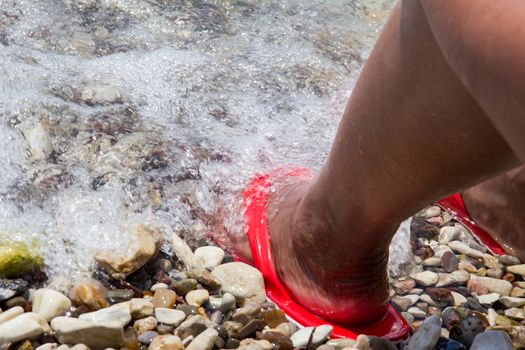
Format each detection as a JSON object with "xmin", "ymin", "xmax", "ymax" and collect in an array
[
  {"xmin": 217, "ymin": 174, "xmax": 393, "ymax": 325},
  {"xmin": 462, "ymin": 166, "xmax": 525, "ymax": 261}
]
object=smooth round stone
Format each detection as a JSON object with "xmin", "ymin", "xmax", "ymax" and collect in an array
[
  {"xmin": 450, "ymin": 316, "xmax": 486, "ymax": 348},
  {"xmin": 470, "ymin": 330, "xmax": 513, "ymax": 350},
  {"xmin": 172, "ymin": 279, "xmax": 198, "ymax": 296},
  {"xmin": 486, "ymin": 268, "xmax": 503, "ymax": 279},
  {"xmin": 511, "ymin": 286, "xmax": 525, "ymax": 297},
  {"xmin": 36, "ymin": 344, "xmax": 59, "ymax": 350},
  {"xmin": 185, "ymin": 289, "xmax": 209, "ymax": 307},
  {"xmin": 423, "ymin": 257, "xmax": 442, "ymax": 267},
  {"xmin": 273, "ymin": 322, "xmax": 298, "ymax": 338},
  {"xmin": 448, "ymin": 241, "xmax": 484, "ymax": 259},
  {"xmin": 505, "ymin": 264, "xmax": 525, "ymax": 276},
  {"xmin": 134, "ymin": 316, "xmax": 158, "ymax": 334},
  {"xmin": 499, "ymin": 255, "xmax": 521, "ymax": 266},
  {"xmin": 174, "ymin": 315, "xmax": 213, "ymax": 340},
  {"xmin": 154, "ymin": 308, "xmax": 186, "ymax": 326},
  {"xmin": 316, "ymin": 345, "xmax": 335, "ymax": 350},
  {"xmin": 156, "ymin": 258, "xmax": 173, "ymax": 272},
  {"xmin": 0, "ymin": 306, "xmax": 24, "ymax": 325},
  {"xmin": 401, "ymin": 312, "xmax": 414, "ymax": 324},
  {"xmin": 504, "ymin": 307, "xmax": 525, "ymax": 320},
  {"xmin": 78, "ymin": 302, "xmax": 131, "ymax": 328},
  {"xmin": 192, "ymin": 246, "xmax": 224, "ymax": 269},
  {"xmin": 156, "ymin": 324, "xmax": 174, "ymax": 335},
  {"xmin": 407, "ymin": 315, "xmax": 442, "ymax": 350},
  {"xmin": 237, "ymin": 319, "xmax": 266, "ymax": 339},
  {"xmin": 148, "ymin": 335, "xmax": 184, "ymax": 350},
  {"xmin": 138, "ymin": 330, "xmax": 158, "ymax": 344},
  {"xmin": 69, "ymin": 283, "xmax": 109, "ymax": 311},
  {"xmin": 290, "ymin": 325, "xmax": 333, "ymax": 348},
  {"xmin": 439, "ymin": 226, "xmax": 461, "ymax": 244},
  {"xmin": 469, "ymin": 275, "xmax": 512, "ymax": 296},
  {"xmin": 232, "ymin": 302, "xmax": 261, "ymax": 324},
  {"xmin": 0, "ymin": 312, "xmax": 50, "ymax": 343},
  {"xmin": 69, "ymin": 345, "xmax": 89, "ymax": 350},
  {"xmin": 368, "ymin": 335, "xmax": 397, "ymax": 350},
  {"xmin": 32, "ymin": 288, "xmax": 72, "ymax": 322},
  {"xmin": 151, "ymin": 283, "xmax": 169, "ymax": 292},
  {"xmin": 186, "ymin": 328, "xmax": 218, "ymax": 350},
  {"xmin": 426, "ymin": 288, "xmax": 454, "ymax": 307},
  {"xmin": 423, "ymin": 206, "xmax": 441, "ymax": 218},
  {"xmin": 151, "ymin": 288, "xmax": 177, "ymax": 309},
  {"xmin": 499, "ymin": 296, "xmax": 525, "ymax": 308},
  {"xmin": 450, "ymin": 291, "xmax": 467, "ymax": 306},
  {"xmin": 445, "ymin": 339, "xmax": 466, "ymax": 350},
  {"xmin": 211, "ymin": 262, "xmax": 264, "ymax": 299}
]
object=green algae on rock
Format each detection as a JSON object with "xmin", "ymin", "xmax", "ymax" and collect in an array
[{"xmin": 0, "ymin": 241, "xmax": 44, "ymax": 277}]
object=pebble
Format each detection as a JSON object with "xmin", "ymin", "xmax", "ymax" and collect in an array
[
  {"xmin": 467, "ymin": 279, "xmax": 489, "ymax": 296},
  {"xmin": 70, "ymin": 283, "xmax": 109, "ymax": 311},
  {"xmin": 191, "ymin": 246, "xmax": 224, "ymax": 269},
  {"xmin": 439, "ymin": 226, "xmax": 461, "ymax": 244},
  {"xmin": 485, "ymin": 268, "xmax": 503, "ymax": 279},
  {"xmin": 394, "ymin": 279, "xmax": 416, "ymax": 295},
  {"xmin": 0, "ymin": 306, "xmax": 24, "ymax": 325},
  {"xmin": 151, "ymin": 283, "xmax": 169, "ymax": 292},
  {"xmin": 154, "ymin": 308, "xmax": 186, "ymax": 327},
  {"xmin": 290, "ymin": 325, "xmax": 333, "ymax": 348},
  {"xmin": 423, "ymin": 206, "xmax": 442, "ymax": 218},
  {"xmin": 171, "ymin": 233, "xmax": 195, "ymax": 268},
  {"xmin": 186, "ymin": 269, "xmax": 221, "ymax": 289},
  {"xmin": 511, "ymin": 286, "xmax": 525, "ymax": 297},
  {"xmin": 470, "ymin": 330, "xmax": 513, "ymax": 350},
  {"xmin": 499, "ymin": 255, "xmax": 521, "ymax": 266},
  {"xmin": 423, "ymin": 257, "xmax": 442, "ymax": 267},
  {"xmin": 468, "ymin": 275, "xmax": 512, "ymax": 296},
  {"xmin": 410, "ymin": 271, "xmax": 439, "ymax": 287},
  {"xmin": 134, "ymin": 316, "xmax": 158, "ymax": 334},
  {"xmin": 32, "ymin": 288, "xmax": 72, "ymax": 322},
  {"xmin": 0, "ymin": 312, "xmax": 50, "ymax": 343},
  {"xmin": 174, "ymin": 315, "xmax": 213, "ymax": 339},
  {"xmin": 407, "ymin": 315, "xmax": 441, "ymax": 350},
  {"xmin": 447, "ymin": 241, "xmax": 484, "ymax": 259},
  {"xmin": 505, "ymin": 264, "xmax": 525, "ymax": 276},
  {"xmin": 476, "ymin": 293, "xmax": 500, "ymax": 306},
  {"xmin": 172, "ymin": 279, "xmax": 198, "ymax": 296},
  {"xmin": 450, "ymin": 291, "xmax": 467, "ymax": 306},
  {"xmin": 504, "ymin": 307, "xmax": 525, "ymax": 320},
  {"xmin": 148, "ymin": 335, "xmax": 184, "ymax": 350},
  {"xmin": 138, "ymin": 330, "xmax": 158, "ymax": 344},
  {"xmin": 78, "ymin": 302, "xmax": 131, "ymax": 328},
  {"xmin": 5, "ymin": 296, "xmax": 28, "ymax": 309},
  {"xmin": 151, "ymin": 288, "xmax": 177, "ymax": 309},
  {"xmin": 452, "ymin": 316, "xmax": 486, "ymax": 348},
  {"xmin": 186, "ymin": 328, "xmax": 218, "ymax": 350},
  {"xmin": 107, "ymin": 289, "xmax": 134, "ymax": 303},
  {"xmin": 51, "ymin": 316, "xmax": 125, "ymax": 349},
  {"xmin": 130, "ymin": 298, "xmax": 154, "ymax": 319},
  {"xmin": 401, "ymin": 312, "xmax": 414, "ymax": 324},
  {"xmin": 260, "ymin": 331, "xmax": 293, "ymax": 350},
  {"xmin": 441, "ymin": 252, "xmax": 458, "ymax": 273},
  {"xmin": 499, "ymin": 296, "xmax": 525, "ymax": 308},
  {"xmin": 237, "ymin": 319, "xmax": 266, "ymax": 339},
  {"xmin": 211, "ymin": 262, "xmax": 265, "ymax": 299},
  {"xmin": 426, "ymin": 288, "xmax": 454, "ymax": 307},
  {"xmin": 185, "ymin": 289, "xmax": 209, "ymax": 307},
  {"xmin": 368, "ymin": 336, "xmax": 396, "ymax": 350},
  {"xmin": 232, "ymin": 302, "xmax": 261, "ymax": 324},
  {"xmin": 326, "ymin": 339, "xmax": 356, "ymax": 349},
  {"xmin": 407, "ymin": 307, "xmax": 427, "ymax": 319}
]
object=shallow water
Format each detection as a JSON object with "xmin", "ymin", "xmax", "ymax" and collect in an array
[{"xmin": 0, "ymin": 0, "xmax": 410, "ymax": 288}]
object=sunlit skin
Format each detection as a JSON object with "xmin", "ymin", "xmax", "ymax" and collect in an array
[{"xmin": 221, "ymin": 0, "xmax": 525, "ymax": 324}]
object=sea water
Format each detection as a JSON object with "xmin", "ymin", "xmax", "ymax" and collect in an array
[{"xmin": 0, "ymin": 0, "xmax": 411, "ymax": 289}]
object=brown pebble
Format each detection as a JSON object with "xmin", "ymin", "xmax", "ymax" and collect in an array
[
  {"xmin": 503, "ymin": 273, "xmax": 516, "ymax": 282},
  {"xmin": 426, "ymin": 287, "xmax": 454, "ymax": 306},
  {"xmin": 237, "ymin": 319, "xmax": 266, "ymax": 339},
  {"xmin": 262, "ymin": 309, "xmax": 287, "ymax": 328},
  {"xmin": 427, "ymin": 306, "xmax": 442, "ymax": 316},
  {"xmin": 442, "ymin": 251, "xmax": 458, "ymax": 273},
  {"xmin": 486, "ymin": 268, "xmax": 504, "ymax": 279},
  {"xmin": 260, "ymin": 331, "xmax": 293, "ymax": 350},
  {"xmin": 70, "ymin": 282, "xmax": 109, "ymax": 311},
  {"xmin": 151, "ymin": 288, "xmax": 177, "ymax": 309},
  {"xmin": 5, "ymin": 297, "xmax": 28, "ymax": 310}
]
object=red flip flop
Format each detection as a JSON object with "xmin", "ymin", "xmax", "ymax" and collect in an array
[
  {"xmin": 437, "ymin": 193, "xmax": 506, "ymax": 256},
  {"xmin": 230, "ymin": 167, "xmax": 409, "ymax": 340}
]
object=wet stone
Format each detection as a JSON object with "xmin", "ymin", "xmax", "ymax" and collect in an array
[
  {"xmin": 261, "ymin": 309, "xmax": 287, "ymax": 328},
  {"xmin": 174, "ymin": 315, "xmax": 212, "ymax": 339},
  {"xmin": 499, "ymin": 255, "xmax": 521, "ymax": 266},
  {"xmin": 232, "ymin": 302, "xmax": 261, "ymax": 325},
  {"xmin": 368, "ymin": 335, "xmax": 397, "ymax": 350},
  {"xmin": 186, "ymin": 269, "xmax": 221, "ymax": 290},
  {"xmin": 502, "ymin": 273, "xmax": 515, "ymax": 282},
  {"xmin": 470, "ymin": 330, "xmax": 513, "ymax": 350},
  {"xmin": 5, "ymin": 296, "xmax": 28, "ymax": 310},
  {"xmin": 224, "ymin": 338, "xmax": 240, "ymax": 349},
  {"xmin": 107, "ymin": 289, "xmax": 134, "ymax": 303},
  {"xmin": 172, "ymin": 279, "xmax": 198, "ymax": 296},
  {"xmin": 426, "ymin": 288, "xmax": 454, "ymax": 307},
  {"xmin": 237, "ymin": 319, "xmax": 266, "ymax": 339},
  {"xmin": 156, "ymin": 324, "xmax": 174, "ymax": 335},
  {"xmin": 134, "ymin": 316, "xmax": 158, "ymax": 334},
  {"xmin": 176, "ymin": 304, "xmax": 199, "ymax": 317},
  {"xmin": 260, "ymin": 331, "xmax": 293, "ymax": 350},
  {"xmin": 151, "ymin": 288, "xmax": 177, "ymax": 309},
  {"xmin": 223, "ymin": 321, "xmax": 243, "ymax": 338},
  {"xmin": 137, "ymin": 331, "xmax": 158, "ymax": 345},
  {"xmin": 465, "ymin": 297, "xmax": 487, "ymax": 313},
  {"xmin": 407, "ymin": 315, "xmax": 442, "ymax": 350}
]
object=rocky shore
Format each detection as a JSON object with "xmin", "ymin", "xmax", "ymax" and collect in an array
[{"xmin": 0, "ymin": 205, "xmax": 522, "ymax": 350}]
